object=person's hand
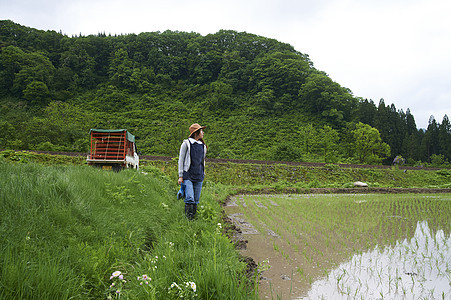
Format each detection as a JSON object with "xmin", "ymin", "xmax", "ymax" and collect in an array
[{"xmin": 178, "ymin": 177, "xmax": 183, "ymax": 185}]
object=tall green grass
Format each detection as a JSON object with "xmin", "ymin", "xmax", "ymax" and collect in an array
[{"xmin": 0, "ymin": 160, "xmax": 252, "ymax": 299}]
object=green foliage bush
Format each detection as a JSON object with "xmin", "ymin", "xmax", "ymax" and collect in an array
[{"xmin": 270, "ymin": 143, "xmax": 303, "ymax": 162}]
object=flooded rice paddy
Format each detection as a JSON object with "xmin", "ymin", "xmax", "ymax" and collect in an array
[
  {"xmin": 224, "ymin": 193, "xmax": 451, "ymax": 299},
  {"xmin": 307, "ymin": 220, "xmax": 450, "ymax": 299}
]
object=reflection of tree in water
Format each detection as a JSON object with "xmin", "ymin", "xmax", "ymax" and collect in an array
[
  {"xmin": 307, "ymin": 221, "xmax": 451, "ymax": 300},
  {"xmin": 226, "ymin": 194, "xmax": 450, "ymax": 299}
]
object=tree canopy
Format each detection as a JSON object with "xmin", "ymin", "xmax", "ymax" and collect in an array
[{"xmin": 0, "ymin": 20, "xmax": 449, "ymax": 166}]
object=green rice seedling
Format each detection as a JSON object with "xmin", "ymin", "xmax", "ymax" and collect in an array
[
  {"xmin": 297, "ymin": 266, "xmax": 305, "ymax": 279},
  {"xmin": 230, "ymin": 192, "xmax": 450, "ymax": 299},
  {"xmin": 273, "ymin": 241, "xmax": 279, "ymax": 252}
]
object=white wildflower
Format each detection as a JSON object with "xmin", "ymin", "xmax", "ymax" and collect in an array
[{"xmin": 112, "ymin": 271, "xmax": 121, "ymax": 277}]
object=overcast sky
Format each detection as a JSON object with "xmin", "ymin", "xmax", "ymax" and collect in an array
[{"xmin": 1, "ymin": 0, "xmax": 450, "ymax": 129}]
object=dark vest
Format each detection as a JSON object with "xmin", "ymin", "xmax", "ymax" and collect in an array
[{"xmin": 183, "ymin": 141, "xmax": 204, "ymax": 182}]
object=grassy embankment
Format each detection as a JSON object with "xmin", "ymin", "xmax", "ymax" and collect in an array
[
  {"xmin": 0, "ymin": 153, "xmax": 251, "ymax": 299},
  {"xmin": 144, "ymin": 159, "xmax": 451, "ymax": 191}
]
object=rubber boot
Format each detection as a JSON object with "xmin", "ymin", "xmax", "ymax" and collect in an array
[
  {"xmin": 185, "ymin": 203, "xmax": 192, "ymax": 219},
  {"xmin": 185, "ymin": 204, "xmax": 195, "ymax": 220},
  {"xmin": 192, "ymin": 204, "xmax": 198, "ymax": 219}
]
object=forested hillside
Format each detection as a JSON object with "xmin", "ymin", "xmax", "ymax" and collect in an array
[{"xmin": 1, "ymin": 20, "xmax": 450, "ymax": 165}]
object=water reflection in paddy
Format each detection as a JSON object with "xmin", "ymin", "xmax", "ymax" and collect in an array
[{"xmin": 304, "ymin": 221, "xmax": 450, "ymax": 299}]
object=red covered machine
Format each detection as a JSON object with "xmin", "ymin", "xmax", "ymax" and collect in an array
[{"xmin": 86, "ymin": 129, "xmax": 139, "ymax": 170}]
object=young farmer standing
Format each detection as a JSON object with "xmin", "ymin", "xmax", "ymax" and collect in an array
[{"xmin": 178, "ymin": 123, "xmax": 207, "ymax": 220}]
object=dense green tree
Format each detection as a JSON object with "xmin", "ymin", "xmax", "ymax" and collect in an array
[
  {"xmin": 0, "ymin": 46, "xmax": 55, "ymax": 97},
  {"xmin": 352, "ymin": 122, "xmax": 391, "ymax": 164},
  {"xmin": 12, "ymin": 51, "xmax": 55, "ymax": 97},
  {"xmin": 0, "ymin": 120, "xmax": 15, "ymax": 148},
  {"xmin": 423, "ymin": 116, "xmax": 439, "ymax": 160},
  {"xmin": 271, "ymin": 142, "xmax": 302, "ymax": 162},
  {"xmin": 390, "ymin": 105, "xmax": 407, "ymax": 158},
  {"xmin": 129, "ymin": 67, "xmax": 155, "ymax": 93},
  {"xmin": 402, "ymin": 132, "xmax": 421, "ymax": 162},
  {"xmin": 44, "ymin": 100, "xmax": 93, "ymax": 131},
  {"xmin": 53, "ymin": 66, "xmax": 75, "ymax": 91},
  {"xmin": 59, "ymin": 45, "xmax": 96, "ymax": 89},
  {"xmin": 374, "ymin": 99, "xmax": 391, "ymax": 147},
  {"xmin": 192, "ymin": 49, "xmax": 222, "ymax": 84},
  {"xmin": 405, "ymin": 108, "xmax": 417, "ymax": 135},
  {"xmin": 109, "ymin": 48, "xmax": 134, "ymax": 89},
  {"xmin": 207, "ymin": 81, "xmax": 234, "ymax": 112},
  {"xmin": 355, "ymin": 98, "xmax": 377, "ymax": 126},
  {"xmin": 373, "ymin": 100, "xmax": 408, "ymax": 159},
  {"xmin": 438, "ymin": 115, "xmax": 450, "ymax": 160},
  {"xmin": 21, "ymin": 117, "xmax": 63, "ymax": 149},
  {"xmin": 252, "ymin": 88, "xmax": 276, "ymax": 115},
  {"xmin": 298, "ymin": 72, "xmax": 354, "ymax": 125},
  {"xmin": 218, "ymin": 50, "xmax": 251, "ymax": 92},
  {"xmin": 298, "ymin": 124, "xmax": 318, "ymax": 155},
  {"xmin": 23, "ymin": 81, "xmax": 50, "ymax": 105},
  {"xmin": 318, "ymin": 125, "xmax": 339, "ymax": 163},
  {"xmin": 400, "ymin": 108, "xmax": 421, "ymax": 162},
  {"xmin": 93, "ymin": 85, "xmax": 130, "ymax": 112},
  {"xmin": 252, "ymin": 51, "xmax": 310, "ymax": 99},
  {"xmin": 0, "ymin": 46, "xmax": 24, "ymax": 95}
]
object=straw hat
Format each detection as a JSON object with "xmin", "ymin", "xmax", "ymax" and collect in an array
[{"xmin": 188, "ymin": 123, "xmax": 206, "ymax": 137}]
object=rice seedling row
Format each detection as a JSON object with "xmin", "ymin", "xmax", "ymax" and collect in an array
[{"xmin": 225, "ymin": 193, "xmax": 451, "ymax": 299}]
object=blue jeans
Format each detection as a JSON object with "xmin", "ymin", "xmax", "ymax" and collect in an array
[{"xmin": 184, "ymin": 180, "xmax": 203, "ymax": 205}]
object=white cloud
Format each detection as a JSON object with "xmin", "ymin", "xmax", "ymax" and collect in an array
[{"xmin": 283, "ymin": 0, "xmax": 451, "ymax": 128}]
